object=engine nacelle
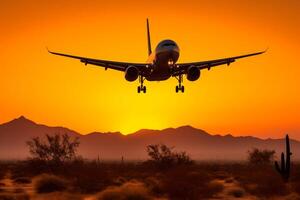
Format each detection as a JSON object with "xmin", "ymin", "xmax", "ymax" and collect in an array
[
  {"xmin": 187, "ymin": 66, "xmax": 200, "ymax": 81},
  {"xmin": 125, "ymin": 66, "xmax": 139, "ymax": 82}
]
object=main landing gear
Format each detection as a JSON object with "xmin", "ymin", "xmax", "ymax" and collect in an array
[
  {"xmin": 137, "ymin": 76, "xmax": 146, "ymax": 93},
  {"xmin": 175, "ymin": 74, "xmax": 184, "ymax": 93}
]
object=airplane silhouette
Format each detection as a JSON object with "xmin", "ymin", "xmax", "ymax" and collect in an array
[{"xmin": 49, "ymin": 19, "xmax": 265, "ymax": 93}]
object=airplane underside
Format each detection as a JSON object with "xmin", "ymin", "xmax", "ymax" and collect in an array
[
  {"xmin": 138, "ymin": 64, "xmax": 185, "ymax": 93},
  {"xmin": 145, "ymin": 69, "xmax": 171, "ymax": 81}
]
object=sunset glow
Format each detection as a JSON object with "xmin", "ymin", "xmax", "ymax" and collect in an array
[{"xmin": 0, "ymin": 0, "xmax": 299, "ymax": 139}]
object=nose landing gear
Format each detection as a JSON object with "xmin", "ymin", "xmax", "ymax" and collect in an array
[
  {"xmin": 175, "ymin": 74, "xmax": 185, "ymax": 93},
  {"xmin": 137, "ymin": 76, "xmax": 146, "ymax": 93}
]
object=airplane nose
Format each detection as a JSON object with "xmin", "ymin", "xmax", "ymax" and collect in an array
[{"xmin": 169, "ymin": 49, "xmax": 179, "ymax": 63}]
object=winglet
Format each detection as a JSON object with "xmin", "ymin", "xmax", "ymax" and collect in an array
[
  {"xmin": 264, "ymin": 47, "xmax": 269, "ymax": 53},
  {"xmin": 46, "ymin": 47, "xmax": 53, "ymax": 54}
]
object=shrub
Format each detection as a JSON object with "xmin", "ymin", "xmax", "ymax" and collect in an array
[
  {"xmin": 161, "ymin": 167, "xmax": 216, "ymax": 200},
  {"xmin": 291, "ymin": 163, "xmax": 300, "ymax": 194},
  {"xmin": 227, "ymin": 188, "xmax": 245, "ymax": 198},
  {"xmin": 27, "ymin": 133, "xmax": 80, "ymax": 165},
  {"xmin": 206, "ymin": 180, "xmax": 224, "ymax": 197},
  {"xmin": 144, "ymin": 176, "xmax": 164, "ymax": 196},
  {"xmin": 225, "ymin": 177, "xmax": 234, "ymax": 183},
  {"xmin": 70, "ymin": 161, "xmax": 111, "ymax": 194},
  {"xmin": 236, "ymin": 165, "xmax": 288, "ymax": 197},
  {"xmin": 95, "ymin": 180, "xmax": 152, "ymax": 200},
  {"xmin": 247, "ymin": 148, "xmax": 275, "ymax": 165},
  {"xmin": 13, "ymin": 177, "xmax": 31, "ymax": 184},
  {"xmin": 0, "ymin": 193, "xmax": 30, "ymax": 200},
  {"xmin": 34, "ymin": 174, "xmax": 68, "ymax": 193},
  {"xmin": 146, "ymin": 144, "xmax": 193, "ymax": 169}
]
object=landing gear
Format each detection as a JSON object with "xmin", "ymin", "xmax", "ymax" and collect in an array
[
  {"xmin": 175, "ymin": 74, "xmax": 185, "ymax": 93},
  {"xmin": 137, "ymin": 85, "xmax": 146, "ymax": 93},
  {"xmin": 137, "ymin": 76, "xmax": 146, "ymax": 93},
  {"xmin": 176, "ymin": 85, "xmax": 184, "ymax": 93}
]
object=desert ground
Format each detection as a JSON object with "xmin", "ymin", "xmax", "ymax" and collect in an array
[
  {"xmin": 0, "ymin": 130, "xmax": 299, "ymax": 200},
  {"xmin": 0, "ymin": 160, "xmax": 300, "ymax": 200}
]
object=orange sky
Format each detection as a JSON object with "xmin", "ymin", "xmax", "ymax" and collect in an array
[{"xmin": 0, "ymin": 0, "xmax": 299, "ymax": 139}]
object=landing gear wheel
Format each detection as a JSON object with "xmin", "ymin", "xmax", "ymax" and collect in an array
[
  {"xmin": 175, "ymin": 74, "xmax": 185, "ymax": 93},
  {"xmin": 138, "ymin": 76, "xmax": 147, "ymax": 93}
]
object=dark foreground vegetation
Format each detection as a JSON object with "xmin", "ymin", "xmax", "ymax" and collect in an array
[{"xmin": 0, "ymin": 134, "xmax": 299, "ymax": 199}]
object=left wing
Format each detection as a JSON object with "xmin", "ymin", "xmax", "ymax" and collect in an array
[
  {"xmin": 48, "ymin": 50, "xmax": 148, "ymax": 72},
  {"xmin": 173, "ymin": 50, "xmax": 266, "ymax": 76}
]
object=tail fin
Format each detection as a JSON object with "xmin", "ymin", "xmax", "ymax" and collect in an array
[{"xmin": 146, "ymin": 18, "xmax": 152, "ymax": 56}]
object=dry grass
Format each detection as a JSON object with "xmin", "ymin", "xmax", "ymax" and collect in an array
[
  {"xmin": 1, "ymin": 161, "xmax": 300, "ymax": 199},
  {"xmin": 225, "ymin": 177, "xmax": 234, "ymax": 183},
  {"xmin": 233, "ymin": 164, "xmax": 288, "ymax": 197},
  {"xmin": 13, "ymin": 177, "xmax": 31, "ymax": 184},
  {"xmin": 206, "ymin": 180, "xmax": 224, "ymax": 197},
  {"xmin": 0, "ymin": 193, "xmax": 30, "ymax": 200},
  {"xmin": 31, "ymin": 192, "xmax": 84, "ymax": 200},
  {"xmin": 160, "ymin": 166, "xmax": 220, "ymax": 200},
  {"xmin": 95, "ymin": 180, "xmax": 152, "ymax": 200}
]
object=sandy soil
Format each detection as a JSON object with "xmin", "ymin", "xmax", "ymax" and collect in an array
[{"xmin": 0, "ymin": 172, "xmax": 300, "ymax": 200}]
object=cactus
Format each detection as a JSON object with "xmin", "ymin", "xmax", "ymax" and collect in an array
[
  {"xmin": 274, "ymin": 134, "xmax": 292, "ymax": 181},
  {"xmin": 97, "ymin": 155, "xmax": 101, "ymax": 166},
  {"xmin": 121, "ymin": 156, "xmax": 124, "ymax": 164}
]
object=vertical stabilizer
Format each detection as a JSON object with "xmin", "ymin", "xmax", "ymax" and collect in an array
[{"xmin": 146, "ymin": 18, "xmax": 152, "ymax": 56}]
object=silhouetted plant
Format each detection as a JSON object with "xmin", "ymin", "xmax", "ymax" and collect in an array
[
  {"xmin": 248, "ymin": 148, "xmax": 275, "ymax": 165},
  {"xmin": 146, "ymin": 144, "xmax": 193, "ymax": 168},
  {"xmin": 275, "ymin": 134, "xmax": 292, "ymax": 182},
  {"xmin": 34, "ymin": 174, "xmax": 68, "ymax": 193},
  {"xmin": 27, "ymin": 133, "xmax": 80, "ymax": 164}
]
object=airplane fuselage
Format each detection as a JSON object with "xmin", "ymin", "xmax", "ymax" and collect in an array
[{"xmin": 146, "ymin": 39, "xmax": 179, "ymax": 81}]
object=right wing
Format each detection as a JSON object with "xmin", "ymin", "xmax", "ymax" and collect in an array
[
  {"xmin": 173, "ymin": 50, "xmax": 266, "ymax": 76},
  {"xmin": 48, "ymin": 50, "xmax": 148, "ymax": 72}
]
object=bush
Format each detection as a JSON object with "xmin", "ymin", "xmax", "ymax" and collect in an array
[
  {"xmin": 146, "ymin": 144, "xmax": 193, "ymax": 169},
  {"xmin": 13, "ymin": 177, "xmax": 31, "ymax": 184},
  {"xmin": 0, "ymin": 193, "xmax": 30, "ymax": 200},
  {"xmin": 206, "ymin": 180, "xmax": 224, "ymax": 197},
  {"xmin": 161, "ymin": 167, "xmax": 215, "ymax": 200},
  {"xmin": 34, "ymin": 174, "xmax": 68, "ymax": 193},
  {"xmin": 225, "ymin": 177, "xmax": 234, "ymax": 183},
  {"xmin": 27, "ymin": 133, "xmax": 80, "ymax": 165},
  {"xmin": 95, "ymin": 180, "xmax": 152, "ymax": 200},
  {"xmin": 144, "ymin": 176, "xmax": 164, "ymax": 196},
  {"xmin": 248, "ymin": 148, "xmax": 275, "ymax": 165},
  {"xmin": 236, "ymin": 165, "xmax": 288, "ymax": 197},
  {"xmin": 227, "ymin": 188, "xmax": 245, "ymax": 198},
  {"xmin": 70, "ymin": 161, "xmax": 111, "ymax": 194},
  {"xmin": 291, "ymin": 163, "xmax": 300, "ymax": 194}
]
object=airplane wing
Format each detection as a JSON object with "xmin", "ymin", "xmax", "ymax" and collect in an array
[
  {"xmin": 48, "ymin": 50, "xmax": 148, "ymax": 72},
  {"xmin": 173, "ymin": 50, "xmax": 266, "ymax": 76}
]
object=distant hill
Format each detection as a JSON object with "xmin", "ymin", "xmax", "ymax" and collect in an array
[{"xmin": 0, "ymin": 116, "xmax": 300, "ymax": 161}]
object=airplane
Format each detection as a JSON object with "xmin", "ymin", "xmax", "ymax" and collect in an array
[{"xmin": 48, "ymin": 19, "xmax": 265, "ymax": 93}]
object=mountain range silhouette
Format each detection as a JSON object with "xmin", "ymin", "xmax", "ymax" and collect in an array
[{"xmin": 0, "ymin": 116, "xmax": 299, "ymax": 161}]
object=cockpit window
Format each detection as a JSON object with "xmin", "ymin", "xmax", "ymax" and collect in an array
[{"xmin": 163, "ymin": 43, "xmax": 175, "ymax": 47}]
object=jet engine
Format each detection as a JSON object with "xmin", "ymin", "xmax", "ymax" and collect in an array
[
  {"xmin": 187, "ymin": 66, "xmax": 200, "ymax": 81},
  {"xmin": 125, "ymin": 66, "xmax": 139, "ymax": 82}
]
